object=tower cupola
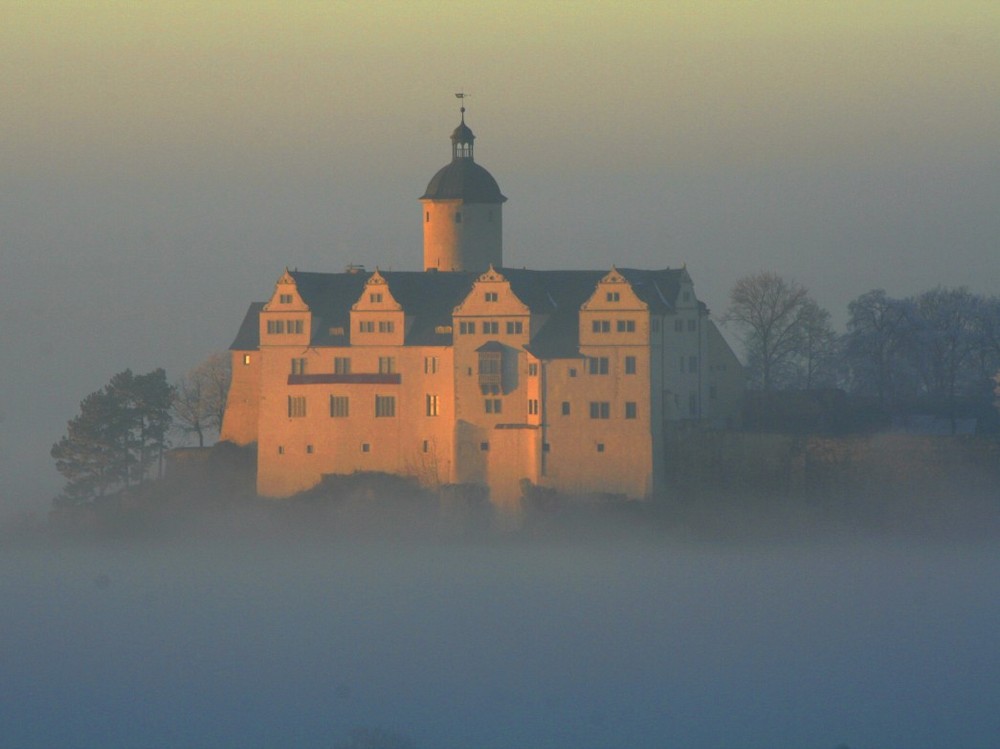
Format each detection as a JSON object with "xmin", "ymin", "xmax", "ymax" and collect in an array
[{"xmin": 420, "ymin": 102, "xmax": 506, "ymax": 272}]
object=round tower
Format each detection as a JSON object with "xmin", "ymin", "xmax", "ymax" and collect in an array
[{"xmin": 420, "ymin": 107, "xmax": 506, "ymax": 271}]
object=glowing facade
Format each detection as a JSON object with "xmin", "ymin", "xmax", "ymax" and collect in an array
[{"xmin": 221, "ymin": 113, "xmax": 743, "ymax": 503}]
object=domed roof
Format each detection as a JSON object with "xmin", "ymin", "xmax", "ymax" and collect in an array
[
  {"xmin": 420, "ymin": 159, "xmax": 507, "ymax": 203},
  {"xmin": 451, "ymin": 121, "xmax": 475, "ymax": 144}
]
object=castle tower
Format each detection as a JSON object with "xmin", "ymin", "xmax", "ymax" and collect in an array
[{"xmin": 420, "ymin": 106, "xmax": 506, "ymax": 271}]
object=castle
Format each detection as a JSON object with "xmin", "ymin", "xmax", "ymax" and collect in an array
[{"xmin": 220, "ymin": 108, "xmax": 744, "ymax": 504}]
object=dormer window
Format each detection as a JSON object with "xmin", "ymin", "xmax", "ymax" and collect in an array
[
  {"xmin": 279, "ymin": 294, "xmax": 293, "ymax": 304},
  {"xmin": 485, "ymin": 292, "xmax": 498, "ymax": 302},
  {"xmin": 606, "ymin": 291, "xmax": 620, "ymax": 302},
  {"xmin": 370, "ymin": 293, "xmax": 383, "ymax": 303}
]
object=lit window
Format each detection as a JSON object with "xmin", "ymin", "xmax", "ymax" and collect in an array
[
  {"xmin": 426, "ymin": 394, "xmax": 440, "ymax": 416},
  {"xmin": 243, "ymin": 354, "xmax": 251, "ymax": 365},
  {"xmin": 588, "ymin": 357, "xmax": 609, "ymax": 375},
  {"xmin": 291, "ymin": 358, "xmax": 306, "ymax": 375},
  {"xmin": 625, "ymin": 356, "xmax": 636, "ymax": 374},
  {"xmin": 330, "ymin": 395, "xmax": 349, "ymax": 418},
  {"xmin": 334, "ymin": 357, "xmax": 351, "ymax": 374},
  {"xmin": 625, "ymin": 402, "xmax": 637, "ymax": 419},
  {"xmin": 288, "ymin": 396, "xmax": 306, "ymax": 418},
  {"xmin": 375, "ymin": 395, "xmax": 396, "ymax": 418},
  {"xmin": 378, "ymin": 357, "xmax": 396, "ymax": 374}
]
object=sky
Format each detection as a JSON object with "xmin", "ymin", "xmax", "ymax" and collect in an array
[{"xmin": 2, "ymin": 0, "xmax": 999, "ymax": 512}]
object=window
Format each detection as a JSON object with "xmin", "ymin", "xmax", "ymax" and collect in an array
[
  {"xmin": 425, "ymin": 211, "xmax": 430, "ymax": 223},
  {"xmin": 424, "ymin": 356, "xmax": 439, "ymax": 374},
  {"xmin": 378, "ymin": 320, "xmax": 395, "ymax": 333},
  {"xmin": 543, "ymin": 442, "xmax": 550, "ymax": 452},
  {"xmin": 334, "ymin": 357, "xmax": 351, "ymax": 374},
  {"xmin": 306, "ymin": 445, "xmax": 314, "ymax": 454},
  {"xmin": 506, "ymin": 320, "xmax": 523, "ymax": 334},
  {"xmin": 378, "ymin": 357, "xmax": 396, "ymax": 374},
  {"xmin": 588, "ymin": 357, "xmax": 609, "ymax": 375},
  {"xmin": 592, "ymin": 320, "xmax": 610, "ymax": 333},
  {"xmin": 370, "ymin": 292, "xmax": 383, "ymax": 303},
  {"xmin": 279, "ymin": 294, "xmax": 293, "ymax": 304},
  {"xmin": 288, "ymin": 319, "xmax": 304, "ymax": 334},
  {"xmin": 291, "ymin": 358, "xmax": 306, "ymax": 375},
  {"xmin": 243, "ymin": 354, "xmax": 251, "ymax": 365},
  {"xmin": 528, "ymin": 363, "xmax": 538, "ymax": 376},
  {"xmin": 330, "ymin": 395, "xmax": 349, "ymax": 418},
  {"xmin": 482, "ymin": 321, "xmax": 498, "ymax": 335},
  {"xmin": 606, "ymin": 291, "xmax": 620, "ymax": 302},
  {"xmin": 359, "ymin": 320, "xmax": 374, "ymax": 333},
  {"xmin": 617, "ymin": 319, "xmax": 636, "ymax": 332},
  {"xmin": 480, "ymin": 442, "xmax": 489, "ymax": 451},
  {"xmin": 288, "ymin": 396, "xmax": 306, "ymax": 418},
  {"xmin": 362, "ymin": 443, "xmax": 370, "ymax": 453},
  {"xmin": 267, "ymin": 320, "xmax": 285, "ymax": 334},
  {"xmin": 561, "ymin": 401, "xmax": 570, "ymax": 416},
  {"xmin": 688, "ymin": 355, "xmax": 698, "ymax": 373},
  {"xmin": 688, "ymin": 319, "xmax": 697, "ymax": 332},
  {"xmin": 485, "ymin": 291, "xmax": 498, "ymax": 302},
  {"xmin": 485, "ymin": 398, "xmax": 502, "ymax": 414},
  {"xmin": 459, "ymin": 321, "xmax": 474, "ymax": 335},
  {"xmin": 426, "ymin": 394, "xmax": 440, "ymax": 416},
  {"xmin": 375, "ymin": 395, "xmax": 396, "ymax": 418},
  {"xmin": 596, "ymin": 443, "xmax": 605, "ymax": 453},
  {"xmin": 422, "ymin": 440, "xmax": 430, "ymax": 453},
  {"xmin": 569, "ymin": 368, "xmax": 577, "ymax": 377},
  {"xmin": 455, "ymin": 212, "xmax": 462, "ymax": 223},
  {"xmin": 625, "ymin": 402, "xmax": 637, "ymax": 419},
  {"xmin": 478, "ymin": 350, "xmax": 502, "ymax": 390},
  {"xmin": 625, "ymin": 356, "xmax": 636, "ymax": 375},
  {"xmin": 277, "ymin": 445, "xmax": 284, "ymax": 455},
  {"xmin": 674, "ymin": 319, "xmax": 684, "ymax": 332},
  {"xmin": 528, "ymin": 399, "xmax": 539, "ymax": 415},
  {"xmin": 589, "ymin": 402, "xmax": 610, "ymax": 419}
]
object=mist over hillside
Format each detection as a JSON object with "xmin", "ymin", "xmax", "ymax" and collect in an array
[{"xmin": 3, "ymin": 459, "xmax": 999, "ymax": 749}]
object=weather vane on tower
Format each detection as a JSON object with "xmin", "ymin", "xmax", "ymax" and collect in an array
[{"xmin": 455, "ymin": 91, "xmax": 470, "ymax": 119}]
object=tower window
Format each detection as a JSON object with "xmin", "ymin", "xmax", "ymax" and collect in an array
[
  {"xmin": 243, "ymin": 354, "xmax": 251, "ymax": 365},
  {"xmin": 588, "ymin": 357, "xmax": 609, "ymax": 375},
  {"xmin": 625, "ymin": 402, "xmax": 637, "ymax": 419},
  {"xmin": 625, "ymin": 356, "xmax": 636, "ymax": 374},
  {"xmin": 485, "ymin": 292, "xmax": 498, "ymax": 302},
  {"xmin": 370, "ymin": 293, "xmax": 383, "ymax": 303},
  {"xmin": 279, "ymin": 294, "xmax": 293, "ymax": 304},
  {"xmin": 425, "ymin": 211, "xmax": 430, "ymax": 223},
  {"xmin": 606, "ymin": 291, "xmax": 620, "ymax": 302}
]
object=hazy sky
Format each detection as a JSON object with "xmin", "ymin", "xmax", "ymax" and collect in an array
[{"xmin": 2, "ymin": 1, "xmax": 999, "ymax": 511}]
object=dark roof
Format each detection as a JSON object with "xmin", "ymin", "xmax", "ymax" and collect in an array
[
  {"xmin": 451, "ymin": 121, "xmax": 475, "ymax": 144},
  {"xmin": 420, "ymin": 159, "xmax": 507, "ymax": 203},
  {"xmin": 234, "ymin": 267, "xmax": 692, "ymax": 359},
  {"xmin": 229, "ymin": 302, "xmax": 265, "ymax": 350}
]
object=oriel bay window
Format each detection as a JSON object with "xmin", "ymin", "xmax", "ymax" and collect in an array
[{"xmin": 478, "ymin": 346, "xmax": 503, "ymax": 391}]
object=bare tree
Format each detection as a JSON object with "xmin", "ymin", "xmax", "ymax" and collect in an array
[
  {"xmin": 843, "ymin": 289, "xmax": 916, "ymax": 406},
  {"xmin": 795, "ymin": 298, "xmax": 839, "ymax": 389},
  {"xmin": 723, "ymin": 272, "xmax": 814, "ymax": 390},
  {"xmin": 172, "ymin": 353, "xmax": 231, "ymax": 447}
]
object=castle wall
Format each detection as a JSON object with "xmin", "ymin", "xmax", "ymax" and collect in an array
[
  {"xmin": 220, "ymin": 350, "xmax": 260, "ymax": 446},
  {"xmin": 423, "ymin": 200, "xmax": 502, "ymax": 271}
]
